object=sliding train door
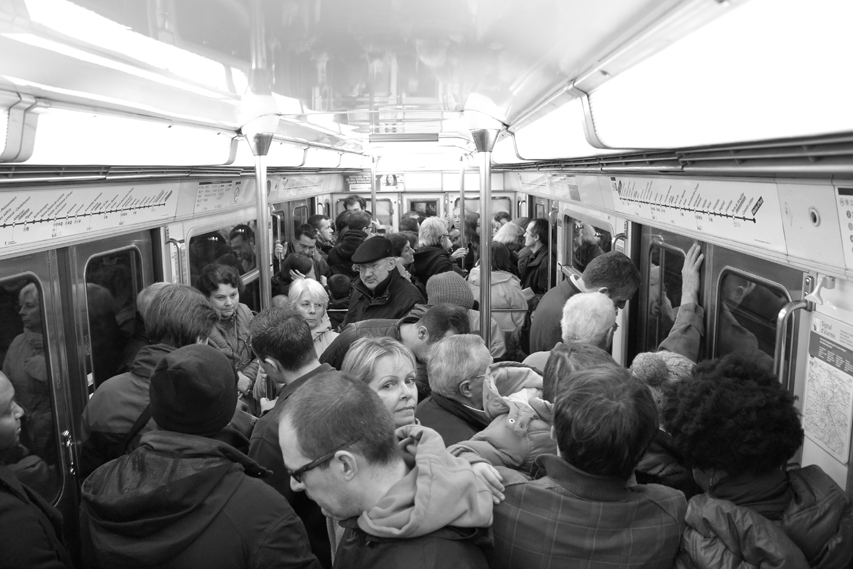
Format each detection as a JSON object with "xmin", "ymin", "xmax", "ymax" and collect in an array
[{"xmin": 0, "ymin": 251, "xmax": 80, "ymax": 548}]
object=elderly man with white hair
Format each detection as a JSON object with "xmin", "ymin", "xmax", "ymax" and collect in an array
[{"xmin": 523, "ymin": 292, "xmax": 616, "ymax": 370}]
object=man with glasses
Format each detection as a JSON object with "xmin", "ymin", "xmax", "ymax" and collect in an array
[
  {"xmin": 247, "ymin": 307, "xmax": 336, "ymax": 568},
  {"xmin": 340, "ymin": 236, "xmax": 424, "ymax": 328},
  {"xmin": 278, "ymin": 371, "xmax": 493, "ymax": 568},
  {"xmin": 286, "ymin": 224, "xmax": 331, "ymax": 284}
]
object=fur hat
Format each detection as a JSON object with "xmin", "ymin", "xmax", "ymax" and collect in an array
[
  {"xmin": 352, "ymin": 236, "xmax": 393, "ymax": 264},
  {"xmin": 630, "ymin": 350, "xmax": 695, "ymax": 411},
  {"xmin": 426, "ymin": 271, "xmax": 475, "ymax": 310},
  {"xmin": 150, "ymin": 344, "xmax": 237, "ymax": 435}
]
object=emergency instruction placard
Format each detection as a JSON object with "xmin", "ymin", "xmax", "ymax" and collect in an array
[{"xmin": 802, "ymin": 315, "xmax": 853, "ymax": 464}]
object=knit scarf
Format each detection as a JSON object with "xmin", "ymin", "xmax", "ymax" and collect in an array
[
  {"xmin": 24, "ymin": 328, "xmax": 43, "ymax": 351},
  {"xmin": 710, "ymin": 469, "xmax": 792, "ymax": 521}
]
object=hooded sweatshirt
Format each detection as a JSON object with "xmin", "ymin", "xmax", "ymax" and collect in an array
[
  {"xmin": 333, "ymin": 425, "xmax": 493, "ymax": 569},
  {"xmin": 467, "ymin": 267, "xmax": 527, "ymax": 332},
  {"xmin": 80, "ymin": 430, "xmax": 320, "ymax": 569},
  {"xmin": 327, "ymin": 230, "xmax": 366, "ymax": 280},
  {"xmin": 449, "ymin": 362, "xmax": 555, "ymax": 474}
]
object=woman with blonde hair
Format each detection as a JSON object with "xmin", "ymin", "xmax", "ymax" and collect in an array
[
  {"xmin": 341, "ymin": 337, "xmax": 418, "ymax": 428},
  {"xmin": 287, "ymin": 278, "xmax": 338, "ymax": 357}
]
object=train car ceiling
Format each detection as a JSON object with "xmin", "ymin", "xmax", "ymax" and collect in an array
[{"xmin": 11, "ymin": 0, "xmax": 850, "ymax": 167}]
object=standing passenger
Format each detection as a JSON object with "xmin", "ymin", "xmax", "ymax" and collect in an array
[
  {"xmin": 307, "ymin": 214, "xmax": 335, "ymax": 256},
  {"xmin": 279, "ymin": 372, "xmax": 493, "ymax": 569},
  {"xmin": 80, "ymin": 344, "xmax": 320, "ymax": 569},
  {"xmin": 517, "ymin": 218, "xmax": 556, "ymax": 296},
  {"xmin": 486, "ymin": 365, "xmax": 686, "ymax": 568},
  {"xmin": 340, "ymin": 237, "xmax": 424, "ymax": 328},
  {"xmin": 248, "ymin": 307, "xmax": 335, "ymax": 568}
]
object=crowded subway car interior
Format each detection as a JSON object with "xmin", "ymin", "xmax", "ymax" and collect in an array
[{"xmin": 2, "ymin": 0, "xmax": 853, "ymax": 567}]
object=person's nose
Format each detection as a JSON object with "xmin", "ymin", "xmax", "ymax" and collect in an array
[
  {"xmin": 12, "ymin": 401, "xmax": 24, "ymax": 420},
  {"xmin": 307, "ymin": 304, "xmax": 316, "ymax": 314}
]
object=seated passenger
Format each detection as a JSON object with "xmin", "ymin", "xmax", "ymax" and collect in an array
[
  {"xmin": 0, "ymin": 371, "xmax": 74, "ymax": 568},
  {"xmin": 466, "ymin": 242, "xmax": 527, "ymax": 333},
  {"xmin": 341, "ymin": 337, "xmax": 418, "ymax": 428},
  {"xmin": 487, "ymin": 365, "xmax": 686, "ymax": 568},
  {"xmin": 451, "ymin": 341, "xmax": 616, "ymax": 474},
  {"xmin": 80, "ymin": 285, "xmax": 253, "ymax": 479},
  {"xmin": 195, "ymin": 264, "xmax": 258, "ymax": 398},
  {"xmin": 416, "ymin": 335, "xmax": 494, "ymax": 445},
  {"xmin": 340, "ymin": 237, "xmax": 425, "ymax": 328},
  {"xmin": 80, "ymin": 344, "xmax": 320, "ymax": 569},
  {"xmin": 248, "ymin": 307, "xmax": 335, "ymax": 568},
  {"xmin": 664, "ymin": 354, "xmax": 853, "ymax": 568},
  {"xmin": 279, "ymin": 372, "xmax": 493, "ymax": 569},
  {"xmin": 529, "ymin": 250, "xmax": 640, "ymax": 354},
  {"xmin": 523, "ymin": 291, "xmax": 616, "ymax": 371},
  {"xmin": 425, "ymin": 271, "xmax": 504, "ymax": 358}
]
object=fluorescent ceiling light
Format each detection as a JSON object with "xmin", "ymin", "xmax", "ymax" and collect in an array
[
  {"xmin": 303, "ymin": 148, "xmax": 342, "ymax": 168},
  {"xmin": 26, "ymin": 108, "xmax": 234, "ymax": 165},
  {"xmin": 588, "ymin": 0, "xmax": 853, "ymax": 148},
  {"xmin": 24, "ymin": 0, "xmax": 234, "ymax": 93},
  {"xmin": 369, "ymin": 133, "xmax": 440, "ymax": 143},
  {"xmin": 513, "ymin": 98, "xmax": 628, "ymax": 159}
]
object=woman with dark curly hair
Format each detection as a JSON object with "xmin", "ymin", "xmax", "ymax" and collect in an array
[
  {"xmin": 663, "ymin": 354, "xmax": 853, "ymax": 568},
  {"xmin": 195, "ymin": 263, "xmax": 258, "ymax": 399}
]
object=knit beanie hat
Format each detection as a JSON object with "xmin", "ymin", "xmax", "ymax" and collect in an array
[
  {"xmin": 630, "ymin": 350, "xmax": 695, "ymax": 411},
  {"xmin": 426, "ymin": 271, "xmax": 474, "ymax": 309},
  {"xmin": 150, "ymin": 344, "xmax": 237, "ymax": 435}
]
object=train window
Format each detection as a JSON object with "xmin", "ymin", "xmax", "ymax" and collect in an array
[
  {"xmin": 0, "ymin": 276, "xmax": 62, "ymax": 503},
  {"xmin": 715, "ymin": 271, "xmax": 789, "ymax": 370},
  {"xmin": 188, "ymin": 221, "xmax": 261, "ymax": 312},
  {"xmin": 85, "ymin": 250, "xmax": 143, "ymax": 390},
  {"xmin": 334, "ymin": 198, "xmax": 394, "ymax": 228},
  {"xmin": 293, "ymin": 205, "xmax": 308, "ymax": 228},
  {"xmin": 645, "ymin": 245, "xmax": 687, "ymax": 351},
  {"xmin": 534, "ymin": 202, "xmax": 546, "ymax": 219},
  {"xmin": 452, "ymin": 197, "xmax": 512, "ymax": 227},
  {"xmin": 408, "ymin": 199, "xmax": 438, "ymax": 218},
  {"xmin": 564, "ymin": 217, "xmax": 613, "ymax": 274}
]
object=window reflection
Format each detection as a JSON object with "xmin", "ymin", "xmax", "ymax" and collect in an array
[
  {"xmin": 716, "ymin": 272, "xmax": 788, "ymax": 370},
  {"xmin": 0, "ymin": 277, "xmax": 61, "ymax": 503},
  {"xmin": 566, "ymin": 219, "xmax": 611, "ymax": 273},
  {"xmin": 189, "ymin": 222, "xmax": 260, "ymax": 313},
  {"xmin": 645, "ymin": 246, "xmax": 686, "ymax": 351}
]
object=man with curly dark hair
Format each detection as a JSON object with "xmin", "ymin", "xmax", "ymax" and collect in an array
[{"xmin": 663, "ymin": 353, "xmax": 853, "ymax": 568}]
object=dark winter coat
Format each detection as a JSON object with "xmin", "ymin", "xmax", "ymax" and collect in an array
[
  {"xmin": 340, "ymin": 270, "xmax": 424, "ymax": 328},
  {"xmin": 411, "ymin": 246, "xmax": 454, "ymax": 286},
  {"xmin": 517, "ymin": 245, "xmax": 555, "ymax": 296},
  {"xmin": 415, "ymin": 393, "xmax": 491, "ymax": 447},
  {"xmin": 327, "ymin": 230, "xmax": 367, "ymax": 280},
  {"xmin": 81, "ymin": 430, "xmax": 320, "ymax": 569},
  {"xmin": 0, "ymin": 465, "xmax": 74, "ymax": 569}
]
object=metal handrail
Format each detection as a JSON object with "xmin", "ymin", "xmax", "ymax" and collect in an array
[
  {"xmin": 774, "ymin": 299, "xmax": 808, "ymax": 393},
  {"xmin": 165, "ymin": 238, "xmax": 185, "ymax": 283}
]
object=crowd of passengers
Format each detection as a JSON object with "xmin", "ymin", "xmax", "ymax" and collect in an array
[{"xmin": 2, "ymin": 198, "xmax": 853, "ymax": 568}]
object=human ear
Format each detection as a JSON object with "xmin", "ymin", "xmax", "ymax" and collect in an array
[
  {"xmin": 458, "ymin": 380, "xmax": 472, "ymax": 398},
  {"xmin": 335, "ymin": 451, "xmax": 359, "ymax": 481},
  {"xmin": 417, "ymin": 326, "xmax": 428, "ymax": 342}
]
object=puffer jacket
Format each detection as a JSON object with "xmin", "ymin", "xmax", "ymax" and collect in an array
[
  {"xmin": 327, "ymin": 230, "xmax": 366, "ymax": 280},
  {"xmin": 333, "ymin": 425, "xmax": 493, "ymax": 569},
  {"xmin": 467, "ymin": 267, "xmax": 527, "ymax": 332},
  {"xmin": 677, "ymin": 466, "xmax": 853, "ymax": 569},
  {"xmin": 80, "ymin": 430, "xmax": 321, "ymax": 569},
  {"xmin": 449, "ymin": 362, "xmax": 555, "ymax": 474}
]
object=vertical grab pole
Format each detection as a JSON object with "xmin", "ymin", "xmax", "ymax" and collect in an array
[
  {"xmin": 458, "ymin": 156, "xmax": 466, "ymax": 271},
  {"xmin": 370, "ymin": 157, "xmax": 378, "ymax": 228},
  {"xmin": 254, "ymin": 154, "xmax": 272, "ymax": 310},
  {"xmin": 471, "ymin": 129, "xmax": 500, "ymax": 348}
]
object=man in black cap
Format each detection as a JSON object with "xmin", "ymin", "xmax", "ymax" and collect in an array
[
  {"xmin": 340, "ymin": 236, "xmax": 424, "ymax": 327},
  {"xmin": 79, "ymin": 344, "xmax": 320, "ymax": 569}
]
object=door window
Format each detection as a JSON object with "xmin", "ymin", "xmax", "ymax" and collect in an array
[
  {"xmin": 715, "ymin": 271, "xmax": 789, "ymax": 370},
  {"xmin": 189, "ymin": 221, "xmax": 261, "ymax": 312},
  {"xmin": 408, "ymin": 199, "xmax": 438, "ymax": 218},
  {"xmin": 335, "ymin": 198, "xmax": 393, "ymax": 228},
  {"xmin": 645, "ymin": 245, "xmax": 689, "ymax": 352},
  {"xmin": 0, "ymin": 276, "xmax": 62, "ymax": 502}
]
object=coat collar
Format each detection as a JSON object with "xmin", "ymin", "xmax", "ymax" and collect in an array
[{"xmin": 536, "ymin": 454, "xmax": 632, "ymax": 502}]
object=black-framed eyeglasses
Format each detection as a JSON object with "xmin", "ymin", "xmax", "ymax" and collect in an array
[{"xmin": 287, "ymin": 435, "xmax": 362, "ymax": 483}]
